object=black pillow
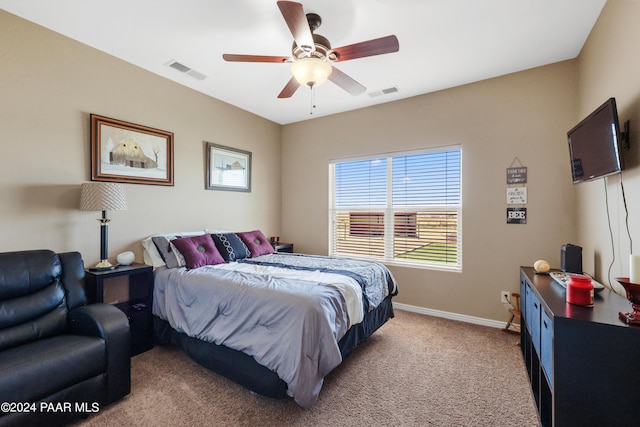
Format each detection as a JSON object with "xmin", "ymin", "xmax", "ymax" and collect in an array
[{"xmin": 211, "ymin": 233, "xmax": 251, "ymax": 262}]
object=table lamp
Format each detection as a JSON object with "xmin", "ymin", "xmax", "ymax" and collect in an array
[{"xmin": 80, "ymin": 182, "xmax": 127, "ymax": 270}]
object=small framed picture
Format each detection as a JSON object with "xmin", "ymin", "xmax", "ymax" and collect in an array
[
  {"xmin": 205, "ymin": 142, "xmax": 251, "ymax": 192},
  {"xmin": 90, "ymin": 114, "xmax": 174, "ymax": 186}
]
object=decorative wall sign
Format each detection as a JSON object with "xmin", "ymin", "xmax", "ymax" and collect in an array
[
  {"xmin": 507, "ymin": 187, "xmax": 527, "ymax": 204},
  {"xmin": 507, "ymin": 167, "xmax": 527, "ymax": 184},
  {"xmin": 90, "ymin": 114, "xmax": 174, "ymax": 186},
  {"xmin": 506, "ymin": 157, "xmax": 527, "ymax": 224},
  {"xmin": 507, "ymin": 208, "xmax": 527, "ymax": 224},
  {"xmin": 205, "ymin": 142, "xmax": 252, "ymax": 192}
]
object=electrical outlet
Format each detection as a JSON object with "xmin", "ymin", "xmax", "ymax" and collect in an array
[{"xmin": 501, "ymin": 291, "xmax": 511, "ymax": 303}]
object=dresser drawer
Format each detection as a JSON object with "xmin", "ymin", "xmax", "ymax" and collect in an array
[
  {"xmin": 527, "ymin": 285, "xmax": 541, "ymax": 355},
  {"xmin": 540, "ymin": 309, "xmax": 553, "ymax": 388}
]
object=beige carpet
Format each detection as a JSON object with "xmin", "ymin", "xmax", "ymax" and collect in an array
[{"xmin": 79, "ymin": 310, "xmax": 539, "ymax": 426}]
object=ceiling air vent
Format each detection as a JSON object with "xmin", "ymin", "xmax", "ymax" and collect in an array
[
  {"xmin": 165, "ymin": 59, "xmax": 207, "ymax": 81},
  {"xmin": 368, "ymin": 86, "xmax": 399, "ymax": 98}
]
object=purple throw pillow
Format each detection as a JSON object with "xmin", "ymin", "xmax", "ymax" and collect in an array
[
  {"xmin": 170, "ymin": 234, "xmax": 225, "ymax": 269},
  {"xmin": 237, "ymin": 230, "xmax": 275, "ymax": 257}
]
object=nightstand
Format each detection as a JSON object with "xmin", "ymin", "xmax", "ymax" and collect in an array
[
  {"xmin": 271, "ymin": 242, "xmax": 294, "ymax": 253},
  {"xmin": 85, "ymin": 263, "xmax": 154, "ymax": 356}
]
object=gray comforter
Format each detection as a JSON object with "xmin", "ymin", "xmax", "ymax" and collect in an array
[{"xmin": 152, "ymin": 253, "xmax": 396, "ymax": 408}]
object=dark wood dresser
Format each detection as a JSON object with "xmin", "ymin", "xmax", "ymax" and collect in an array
[{"xmin": 520, "ymin": 266, "xmax": 640, "ymax": 426}]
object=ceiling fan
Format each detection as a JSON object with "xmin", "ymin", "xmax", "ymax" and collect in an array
[{"xmin": 222, "ymin": 1, "xmax": 400, "ymax": 99}]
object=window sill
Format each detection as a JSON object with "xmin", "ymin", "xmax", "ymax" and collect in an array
[{"xmin": 382, "ymin": 259, "xmax": 462, "ymax": 272}]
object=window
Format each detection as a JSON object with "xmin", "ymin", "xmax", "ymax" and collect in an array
[{"xmin": 329, "ymin": 147, "xmax": 461, "ymax": 270}]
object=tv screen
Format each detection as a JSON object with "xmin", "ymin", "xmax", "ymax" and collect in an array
[{"xmin": 567, "ymin": 98, "xmax": 624, "ymax": 184}]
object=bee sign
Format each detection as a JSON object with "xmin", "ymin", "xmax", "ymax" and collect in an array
[{"xmin": 507, "ymin": 208, "xmax": 527, "ymax": 224}]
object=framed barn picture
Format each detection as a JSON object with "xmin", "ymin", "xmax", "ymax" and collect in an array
[
  {"xmin": 205, "ymin": 142, "xmax": 251, "ymax": 192},
  {"xmin": 90, "ymin": 114, "xmax": 174, "ymax": 186}
]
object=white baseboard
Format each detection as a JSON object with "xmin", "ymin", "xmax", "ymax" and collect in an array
[{"xmin": 393, "ymin": 302, "xmax": 506, "ymax": 329}]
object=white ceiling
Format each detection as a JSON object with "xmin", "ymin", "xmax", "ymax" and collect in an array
[{"xmin": 1, "ymin": 0, "xmax": 606, "ymax": 125}]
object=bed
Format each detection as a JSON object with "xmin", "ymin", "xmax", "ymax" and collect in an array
[{"xmin": 142, "ymin": 230, "xmax": 398, "ymax": 408}]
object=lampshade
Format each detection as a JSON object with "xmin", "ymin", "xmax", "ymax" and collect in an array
[
  {"xmin": 80, "ymin": 182, "xmax": 127, "ymax": 270},
  {"xmin": 290, "ymin": 57, "xmax": 332, "ymax": 88},
  {"xmin": 80, "ymin": 182, "xmax": 127, "ymax": 212}
]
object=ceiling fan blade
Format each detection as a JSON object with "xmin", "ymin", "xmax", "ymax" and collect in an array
[
  {"xmin": 278, "ymin": 76, "xmax": 301, "ymax": 98},
  {"xmin": 277, "ymin": 1, "xmax": 314, "ymax": 52},
  {"xmin": 223, "ymin": 54, "xmax": 290, "ymax": 63},
  {"xmin": 328, "ymin": 66, "xmax": 366, "ymax": 96},
  {"xmin": 330, "ymin": 35, "xmax": 399, "ymax": 62}
]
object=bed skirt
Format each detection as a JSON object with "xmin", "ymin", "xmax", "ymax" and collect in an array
[{"xmin": 153, "ymin": 294, "xmax": 395, "ymax": 399}]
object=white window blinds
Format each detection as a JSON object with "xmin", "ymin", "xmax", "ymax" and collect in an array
[{"xmin": 329, "ymin": 147, "xmax": 461, "ymax": 270}]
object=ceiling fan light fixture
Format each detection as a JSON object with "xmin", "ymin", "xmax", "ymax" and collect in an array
[{"xmin": 291, "ymin": 57, "xmax": 332, "ymax": 88}]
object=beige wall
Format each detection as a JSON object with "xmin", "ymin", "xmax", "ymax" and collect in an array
[
  {"xmin": 575, "ymin": 0, "xmax": 640, "ymax": 293},
  {"xmin": 0, "ymin": 11, "xmax": 282, "ymax": 265},
  {"xmin": 282, "ymin": 61, "xmax": 579, "ymax": 321},
  {"xmin": 6, "ymin": 4, "xmax": 632, "ymax": 323}
]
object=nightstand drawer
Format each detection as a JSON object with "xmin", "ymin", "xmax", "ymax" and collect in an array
[{"xmin": 117, "ymin": 301, "xmax": 154, "ymax": 356}]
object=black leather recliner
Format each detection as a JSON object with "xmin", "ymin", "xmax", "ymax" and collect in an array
[{"xmin": 0, "ymin": 250, "xmax": 131, "ymax": 426}]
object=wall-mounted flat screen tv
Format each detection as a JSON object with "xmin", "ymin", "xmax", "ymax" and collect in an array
[{"xmin": 567, "ymin": 97, "xmax": 624, "ymax": 184}]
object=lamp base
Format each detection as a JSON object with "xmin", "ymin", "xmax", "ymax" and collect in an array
[{"xmin": 88, "ymin": 259, "xmax": 116, "ymax": 272}]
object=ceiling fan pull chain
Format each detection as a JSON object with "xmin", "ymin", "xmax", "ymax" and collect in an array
[{"xmin": 309, "ymin": 86, "xmax": 317, "ymax": 115}]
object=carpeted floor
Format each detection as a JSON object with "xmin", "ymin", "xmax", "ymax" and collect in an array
[{"xmin": 78, "ymin": 309, "xmax": 540, "ymax": 426}]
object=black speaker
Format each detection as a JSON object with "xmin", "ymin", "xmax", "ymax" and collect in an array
[{"xmin": 561, "ymin": 244, "xmax": 583, "ymax": 274}]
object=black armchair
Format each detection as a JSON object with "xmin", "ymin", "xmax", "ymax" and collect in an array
[{"xmin": 0, "ymin": 250, "xmax": 130, "ymax": 426}]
